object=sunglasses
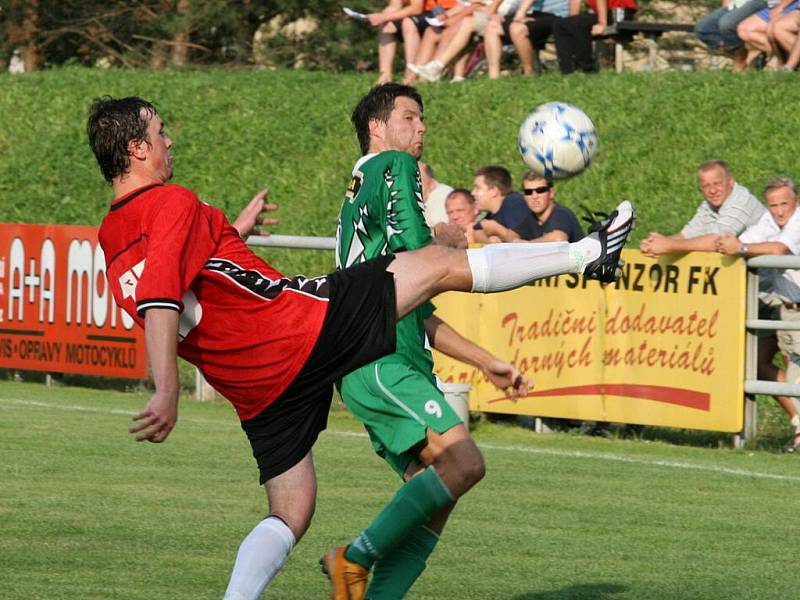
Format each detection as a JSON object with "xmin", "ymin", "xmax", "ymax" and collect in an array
[{"xmin": 523, "ymin": 186, "xmax": 551, "ymax": 195}]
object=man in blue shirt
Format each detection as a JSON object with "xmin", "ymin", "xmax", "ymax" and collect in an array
[{"xmin": 471, "ymin": 165, "xmax": 532, "ymax": 243}]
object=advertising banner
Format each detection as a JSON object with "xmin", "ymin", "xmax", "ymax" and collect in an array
[
  {"xmin": 433, "ymin": 250, "xmax": 746, "ymax": 432},
  {"xmin": 0, "ymin": 223, "xmax": 146, "ymax": 378}
]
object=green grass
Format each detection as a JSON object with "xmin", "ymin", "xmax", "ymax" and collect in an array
[
  {"xmin": 2, "ymin": 67, "xmax": 800, "ymax": 276},
  {"xmin": 2, "ymin": 380, "xmax": 799, "ymax": 600}
]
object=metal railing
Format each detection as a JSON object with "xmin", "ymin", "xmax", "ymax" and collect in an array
[{"xmin": 740, "ymin": 255, "xmax": 800, "ymax": 445}]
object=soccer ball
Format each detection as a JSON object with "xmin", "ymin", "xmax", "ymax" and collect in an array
[{"xmin": 518, "ymin": 102, "xmax": 598, "ymax": 179}]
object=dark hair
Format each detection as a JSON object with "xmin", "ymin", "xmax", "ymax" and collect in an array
[
  {"xmin": 351, "ymin": 83, "xmax": 424, "ymax": 155},
  {"xmin": 446, "ymin": 188, "xmax": 476, "ymax": 205},
  {"xmin": 87, "ymin": 96, "xmax": 158, "ymax": 182},
  {"xmin": 474, "ymin": 165, "xmax": 512, "ymax": 195}
]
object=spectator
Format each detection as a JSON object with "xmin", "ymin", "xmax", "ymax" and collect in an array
[
  {"xmin": 716, "ymin": 177, "xmax": 800, "ymax": 452},
  {"xmin": 771, "ymin": 4, "xmax": 800, "ymax": 67},
  {"xmin": 780, "ymin": 9, "xmax": 800, "ymax": 68},
  {"xmin": 517, "ymin": 173, "xmax": 584, "ymax": 241},
  {"xmin": 639, "ymin": 160, "xmax": 765, "ymax": 257},
  {"xmin": 551, "ymin": 0, "xmax": 637, "ymax": 74},
  {"xmin": 411, "ymin": 0, "xmax": 524, "ymax": 81},
  {"xmin": 367, "ymin": 0, "xmax": 425, "ymax": 84},
  {"xmin": 475, "ymin": 173, "xmax": 584, "ymax": 242},
  {"xmin": 497, "ymin": 0, "xmax": 573, "ymax": 77},
  {"xmin": 408, "ymin": 1, "xmax": 475, "ymax": 82},
  {"xmin": 419, "ymin": 161, "xmax": 454, "ymax": 227},
  {"xmin": 736, "ymin": 0, "xmax": 797, "ymax": 68},
  {"xmin": 445, "ymin": 188, "xmax": 481, "ymax": 243},
  {"xmin": 694, "ymin": 0, "xmax": 767, "ymax": 72},
  {"xmin": 470, "ymin": 164, "xmax": 532, "ymax": 243}
]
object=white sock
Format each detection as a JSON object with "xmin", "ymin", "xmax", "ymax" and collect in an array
[
  {"xmin": 791, "ymin": 414, "xmax": 800, "ymax": 429},
  {"xmin": 466, "ymin": 239, "xmax": 600, "ymax": 293},
  {"xmin": 223, "ymin": 516, "xmax": 296, "ymax": 600}
]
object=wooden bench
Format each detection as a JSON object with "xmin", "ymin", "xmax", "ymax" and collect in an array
[{"xmin": 601, "ymin": 20, "xmax": 696, "ymax": 72}]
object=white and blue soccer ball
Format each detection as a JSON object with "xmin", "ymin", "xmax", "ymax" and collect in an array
[{"xmin": 518, "ymin": 101, "xmax": 598, "ymax": 179}]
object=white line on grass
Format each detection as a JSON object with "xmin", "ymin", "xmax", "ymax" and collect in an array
[{"xmin": 3, "ymin": 397, "xmax": 799, "ymax": 483}]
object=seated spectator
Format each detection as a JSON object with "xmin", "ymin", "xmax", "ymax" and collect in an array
[
  {"xmin": 736, "ymin": 0, "xmax": 798, "ymax": 68},
  {"xmin": 445, "ymin": 188, "xmax": 481, "ymax": 243},
  {"xmin": 716, "ymin": 177, "xmax": 800, "ymax": 452},
  {"xmin": 780, "ymin": 8, "xmax": 800, "ymax": 67},
  {"xmin": 470, "ymin": 164, "xmax": 532, "ymax": 243},
  {"xmin": 694, "ymin": 0, "xmax": 767, "ymax": 72},
  {"xmin": 771, "ymin": 4, "xmax": 800, "ymax": 68},
  {"xmin": 367, "ymin": 0, "xmax": 425, "ymax": 84},
  {"xmin": 640, "ymin": 160, "xmax": 765, "ymax": 257},
  {"xmin": 552, "ymin": 0, "xmax": 637, "ymax": 74},
  {"xmin": 418, "ymin": 161, "xmax": 454, "ymax": 227},
  {"xmin": 408, "ymin": 1, "xmax": 475, "ymax": 82},
  {"xmin": 477, "ymin": 173, "xmax": 584, "ymax": 242},
  {"xmin": 494, "ymin": 0, "xmax": 572, "ymax": 77},
  {"xmin": 411, "ymin": 0, "xmax": 524, "ymax": 81}
]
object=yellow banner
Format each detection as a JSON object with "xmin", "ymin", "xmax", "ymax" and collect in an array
[{"xmin": 433, "ymin": 250, "xmax": 746, "ymax": 432}]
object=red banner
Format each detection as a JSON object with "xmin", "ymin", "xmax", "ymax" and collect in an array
[{"xmin": 0, "ymin": 223, "xmax": 146, "ymax": 378}]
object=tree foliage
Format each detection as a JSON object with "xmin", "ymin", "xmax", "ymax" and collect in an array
[{"xmin": 0, "ymin": 0, "xmax": 377, "ymax": 71}]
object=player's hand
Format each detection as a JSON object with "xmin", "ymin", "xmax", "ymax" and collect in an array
[
  {"xmin": 433, "ymin": 222, "xmax": 468, "ymax": 248},
  {"xmin": 591, "ymin": 22, "xmax": 606, "ymax": 36},
  {"xmin": 233, "ymin": 188, "xmax": 279, "ymax": 239},
  {"xmin": 129, "ymin": 389, "xmax": 179, "ymax": 443},
  {"xmin": 484, "ymin": 359, "xmax": 531, "ymax": 399}
]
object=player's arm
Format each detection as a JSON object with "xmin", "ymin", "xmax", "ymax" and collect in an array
[
  {"xmin": 425, "ymin": 315, "xmax": 530, "ymax": 397},
  {"xmin": 130, "ymin": 308, "xmax": 180, "ymax": 443}
]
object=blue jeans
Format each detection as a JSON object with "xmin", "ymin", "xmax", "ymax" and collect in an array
[{"xmin": 694, "ymin": 0, "xmax": 766, "ymax": 51}]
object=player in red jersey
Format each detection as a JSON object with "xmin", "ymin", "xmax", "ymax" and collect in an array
[{"xmin": 87, "ymin": 96, "xmax": 633, "ymax": 599}]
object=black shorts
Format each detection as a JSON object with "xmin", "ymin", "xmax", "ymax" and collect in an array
[
  {"xmin": 503, "ymin": 12, "xmax": 560, "ymax": 48},
  {"xmin": 241, "ymin": 255, "xmax": 398, "ymax": 484}
]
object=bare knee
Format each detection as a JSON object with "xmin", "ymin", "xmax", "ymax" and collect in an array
[
  {"xmin": 509, "ymin": 22, "xmax": 528, "ymax": 43},
  {"xmin": 264, "ymin": 454, "xmax": 318, "ymax": 542},
  {"xmin": 419, "ymin": 425, "xmax": 486, "ymax": 497}
]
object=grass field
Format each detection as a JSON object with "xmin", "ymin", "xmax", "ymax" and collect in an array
[{"xmin": 2, "ymin": 380, "xmax": 799, "ymax": 600}]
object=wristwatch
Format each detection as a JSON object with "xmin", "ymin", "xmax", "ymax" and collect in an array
[{"xmin": 739, "ymin": 243, "xmax": 749, "ymax": 255}]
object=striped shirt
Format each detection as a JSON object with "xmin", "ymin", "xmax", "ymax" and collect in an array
[{"xmin": 681, "ymin": 182, "xmax": 766, "ymax": 238}]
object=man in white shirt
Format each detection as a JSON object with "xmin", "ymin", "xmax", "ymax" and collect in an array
[
  {"xmin": 640, "ymin": 159, "xmax": 765, "ymax": 257},
  {"xmin": 717, "ymin": 176, "xmax": 800, "ymax": 452}
]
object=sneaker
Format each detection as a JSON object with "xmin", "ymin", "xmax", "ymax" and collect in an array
[
  {"xmin": 582, "ymin": 200, "xmax": 636, "ymax": 283},
  {"xmin": 450, "ymin": 75, "xmax": 466, "ymax": 83},
  {"xmin": 320, "ymin": 546, "xmax": 368, "ymax": 600},
  {"xmin": 781, "ymin": 429, "xmax": 800, "ymax": 453},
  {"xmin": 409, "ymin": 60, "xmax": 443, "ymax": 82}
]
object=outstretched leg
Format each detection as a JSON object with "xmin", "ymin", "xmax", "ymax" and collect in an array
[{"xmin": 389, "ymin": 200, "xmax": 635, "ymax": 320}]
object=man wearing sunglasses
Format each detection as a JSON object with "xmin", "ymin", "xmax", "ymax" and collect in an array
[{"xmin": 479, "ymin": 173, "xmax": 584, "ymax": 243}]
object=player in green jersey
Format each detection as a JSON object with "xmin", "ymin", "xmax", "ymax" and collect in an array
[{"xmin": 323, "ymin": 83, "xmax": 634, "ymax": 600}]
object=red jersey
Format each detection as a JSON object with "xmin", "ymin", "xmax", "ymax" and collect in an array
[
  {"xmin": 98, "ymin": 183, "xmax": 329, "ymax": 420},
  {"xmin": 587, "ymin": 0, "xmax": 638, "ymax": 11}
]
